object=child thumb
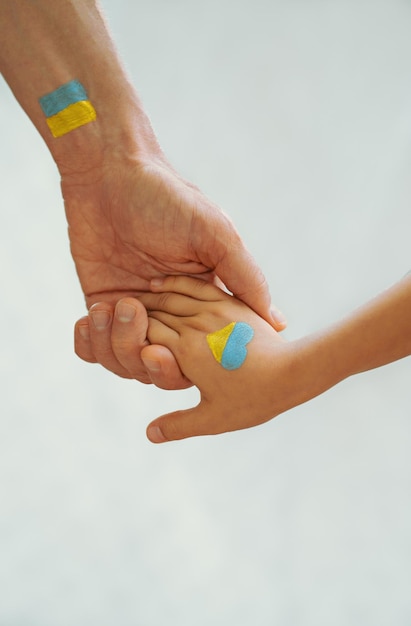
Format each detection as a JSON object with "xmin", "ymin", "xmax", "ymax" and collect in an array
[{"xmin": 146, "ymin": 403, "xmax": 212, "ymax": 443}]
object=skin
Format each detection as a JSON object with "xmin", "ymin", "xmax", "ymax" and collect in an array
[
  {"xmin": 0, "ymin": 0, "xmax": 286, "ymax": 390},
  {"xmin": 66, "ymin": 159, "xmax": 278, "ymax": 387},
  {"xmin": 83, "ymin": 274, "xmax": 411, "ymax": 443}
]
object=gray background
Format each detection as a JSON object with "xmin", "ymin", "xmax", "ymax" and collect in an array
[{"xmin": 1, "ymin": 1, "xmax": 410, "ymax": 624}]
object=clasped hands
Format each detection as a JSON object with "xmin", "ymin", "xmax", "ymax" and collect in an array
[{"xmin": 66, "ymin": 156, "xmax": 286, "ymax": 441}]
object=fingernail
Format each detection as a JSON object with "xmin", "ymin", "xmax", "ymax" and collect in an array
[
  {"xmin": 151, "ymin": 278, "xmax": 164, "ymax": 288},
  {"xmin": 78, "ymin": 323, "xmax": 90, "ymax": 340},
  {"xmin": 271, "ymin": 308, "xmax": 287, "ymax": 327},
  {"xmin": 142, "ymin": 358, "xmax": 161, "ymax": 373},
  {"xmin": 116, "ymin": 302, "xmax": 136, "ymax": 323},
  {"xmin": 147, "ymin": 425, "xmax": 168, "ymax": 444},
  {"xmin": 90, "ymin": 309, "xmax": 110, "ymax": 330}
]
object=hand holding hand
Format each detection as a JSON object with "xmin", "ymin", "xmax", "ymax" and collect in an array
[
  {"xmin": 71, "ymin": 157, "xmax": 286, "ymax": 387},
  {"xmin": 139, "ymin": 276, "xmax": 291, "ymax": 441}
]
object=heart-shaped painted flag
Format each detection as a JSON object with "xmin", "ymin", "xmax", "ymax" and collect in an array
[{"xmin": 206, "ymin": 322, "xmax": 254, "ymax": 370}]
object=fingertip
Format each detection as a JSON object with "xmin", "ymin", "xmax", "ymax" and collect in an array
[
  {"xmin": 141, "ymin": 344, "xmax": 192, "ymax": 390},
  {"xmin": 115, "ymin": 299, "xmax": 137, "ymax": 323},
  {"xmin": 150, "ymin": 277, "xmax": 164, "ymax": 290},
  {"xmin": 146, "ymin": 423, "xmax": 169, "ymax": 444},
  {"xmin": 76, "ymin": 316, "xmax": 90, "ymax": 340},
  {"xmin": 146, "ymin": 405, "xmax": 212, "ymax": 443},
  {"xmin": 114, "ymin": 296, "xmax": 148, "ymax": 323},
  {"xmin": 271, "ymin": 308, "xmax": 287, "ymax": 331},
  {"xmin": 89, "ymin": 304, "xmax": 112, "ymax": 331},
  {"xmin": 74, "ymin": 317, "xmax": 97, "ymax": 363}
]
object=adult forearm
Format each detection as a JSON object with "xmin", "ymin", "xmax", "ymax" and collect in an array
[{"xmin": 0, "ymin": 0, "xmax": 160, "ymax": 174}]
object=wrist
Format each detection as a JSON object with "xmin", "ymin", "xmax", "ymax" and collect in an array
[
  {"xmin": 269, "ymin": 276, "xmax": 411, "ymax": 419},
  {"xmin": 0, "ymin": 0, "xmax": 164, "ymax": 180},
  {"xmin": 51, "ymin": 89, "xmax": 163, "ymax": 180},
  {"xmin": 266, "ymin": 330, "xmax": 348, "ymax": 417}
]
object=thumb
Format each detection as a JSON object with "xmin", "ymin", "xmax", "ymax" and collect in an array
[
  {"xmin": 213, "ymin": 228, "xmax": 286, "ymax": 331},
  {"xmin": 146, "ymin": 402, "xmax": 215, "ymax": 443}
]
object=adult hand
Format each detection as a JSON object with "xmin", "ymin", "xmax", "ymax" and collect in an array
[
  {"xmin": 0, "ymin": 1, "xmax": 285, "ymax": 389},
  {"xmin": 71, "ymin": 156, "xmax": 286, "ymax": 388}
]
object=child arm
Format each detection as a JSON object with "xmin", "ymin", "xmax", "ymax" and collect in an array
[{"xmin": 137, "ymin": 274, "xmax": 411, "ymax": 442}]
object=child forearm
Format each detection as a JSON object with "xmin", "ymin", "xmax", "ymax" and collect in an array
[{"xmin": 285, "ymin": 274, "xmax": 411, "ymax": 412}]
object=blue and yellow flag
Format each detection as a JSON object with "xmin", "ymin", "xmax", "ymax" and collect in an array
[{"xmin": 39, "ymin": 80, "xmax": 96, "ymax": 138}]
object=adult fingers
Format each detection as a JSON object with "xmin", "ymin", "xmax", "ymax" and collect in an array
[
  {"xmin": 112, "ymin": 299, "xmax": 191, "ymax": 389},
  {"xmin": 74, "ymin": 316, "xmax": 97, "ymax": 363},
  {"xmin": 141, "ymin": 344, "xmax": 192, "ymax": 390},
  {"xmin": 75, "ymin": 299, "xmax": 192, "ymax": 389},
  {"xmin": 89, "ymin": 301, "xmax": 149, "ymax": 380},
  {"xmin": 110, "ymin": 298, "xmax": 151, "ymax": 378},
  {"xmin": 196, "ymin": 210, "xmax": 287, "ymax": 330},
  {"xmin": 75, "ymin": 301, "xmax": 151, "ymax": 382},
  {"xmin": 217, "ymin": 238, "xmax": 286, "ymax": 330}
]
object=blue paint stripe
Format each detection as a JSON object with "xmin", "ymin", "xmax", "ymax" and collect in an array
[
  {"xmin": 39, "ymin": 80, "xmax": 88, "ymax": 117},
  {"xmin": 221, "ymin": 322, "xmax": 254, "ymax": 371}
]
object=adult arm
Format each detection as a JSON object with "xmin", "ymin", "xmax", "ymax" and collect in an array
[{"xmin": 0, "ymin": 0, "xmax": 285, "ymax": 387}]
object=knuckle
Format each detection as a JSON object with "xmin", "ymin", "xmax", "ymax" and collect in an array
[
  {"xmin": 160, "ymin": 417, "xmax": 182, "ymax": 441},
  {"xmin": 158, "ymin": 292, "xmax": 172, "ymax": 309}
]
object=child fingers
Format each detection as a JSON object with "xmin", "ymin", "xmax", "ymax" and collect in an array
[
  {"xmin": 147, "ymin": 316, "xmax": 180, "ymax": 348},
  {"xmin": 139, "ymin": 291, "xmax": 200, "ymax": 317},
  {"xmin": 150, "ymin": 275, "xmax": 228, "ymax": 302}
]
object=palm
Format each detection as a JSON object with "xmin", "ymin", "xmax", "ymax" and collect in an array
[{"xmin": 62, "ymin": 161, "xmax": 223, "ymax": 308}]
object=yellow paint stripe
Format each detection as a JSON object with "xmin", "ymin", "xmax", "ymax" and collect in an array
[
  {"xmin": 206, "ymin": 322, "xmax": 236, "ymax": 364},
  {"xmin": 46, "ymin": 100, "xmax": 96, "ymax": 138}
]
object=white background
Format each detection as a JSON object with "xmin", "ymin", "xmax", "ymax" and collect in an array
[{"xmin": 1, "ymin": 1, "xmax": 410, "ymax": 624}]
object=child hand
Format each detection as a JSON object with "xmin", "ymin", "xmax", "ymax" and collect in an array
[{"xmin": 139, "ymin": 276, "xmax": 292, "ymax": 442}]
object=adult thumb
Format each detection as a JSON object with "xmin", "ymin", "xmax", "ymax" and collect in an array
[
  {"xmin": 146, "ymin": 402, "xmax": 213, "ymax": 443},
  {"xmin": 214, "ymin": 232, "xmax": 286, "ymax": 331}
]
